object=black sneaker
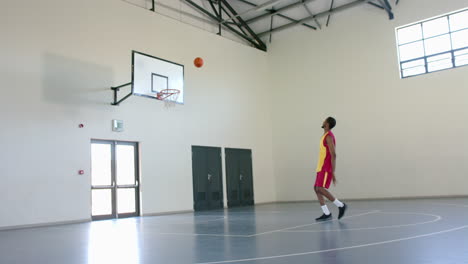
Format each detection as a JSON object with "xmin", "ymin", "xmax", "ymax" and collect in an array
[
  {"xmin": 315, "ymin": 213, "xmax": 332, "ymax": 221},
  {"xmin": 338, "ymin": 203, "xmax": 348, "ymax": 219}
]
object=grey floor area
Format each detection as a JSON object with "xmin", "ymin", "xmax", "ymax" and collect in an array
[{"xmin": 1, "ymin": 198, "xmax": 468, "ymax": 264}]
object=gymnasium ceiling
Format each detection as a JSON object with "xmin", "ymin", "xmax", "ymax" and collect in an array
[{"xmin": 130, "ymin": 0, "xmax": 400, "ymax": 51}]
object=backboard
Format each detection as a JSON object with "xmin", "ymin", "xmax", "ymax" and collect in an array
[{"xmin": 132, "ymin": 51, "xmax": 184, "ymax": 104}]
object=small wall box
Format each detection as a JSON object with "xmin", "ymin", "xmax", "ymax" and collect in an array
[{"xmin": 112, "ymin": 120, "xmax": 124, "ymax": 132}]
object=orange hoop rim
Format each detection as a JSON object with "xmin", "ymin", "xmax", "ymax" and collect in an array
[{"xmin": 156, "ymin": 89, "xmax": 180, "ymax": 101}]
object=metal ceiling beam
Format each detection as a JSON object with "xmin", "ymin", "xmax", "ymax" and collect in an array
[
  {"xmin": 182, "ymin": 0, "xmax": 266, "ymax": 51},
  {"xmin": 269, "ymin": 14, "xmax": 274, "ymax": 42},
  {"xmin": 207, "ymin": 0, "xmax": 249, "ymax": 36},
  {"xmin": 208, "ymin": 0, "xmax": 222, "ymax": 34},
  {"xmin": 208, "ymin": 0, "xmax": 220, "ymax": 17},
  {"xmin": 382, "ymin": 0, "xmax": 392, "ymax": 10},
  {"xmin": 366, "ymin": 0, "xmax": 394, "ymax": 19},
  {"xmin": 150, "ymin": 1, "xmax": 217, "ymax": 26},
  {"xmin": 235, "ymin": 0, "xmax": 317, "ymax": 30},
  {"xmin": 245, "ymin": 0, "xmax": 316, "ymax": 24},
  {"xmin": 379, "ymin": 0, "xmax": 394, "ymax": 19},
  {"xmin": 235, "ymin": 0, "xmax": 261, "ymax": 6},
  {"xmin": 367, "ymin": 2, "xmax": 385, "ymax": 10},
  {"xmin": 219, "ymin": 0, "xmax": 284, "ymax": 24},
  {"xmin": 276, "ymin": 11, "xmax": 317, "ymax": 30},
  {"xmin": 220, "ymin": 0, "xmax": 267, "ymax": 50},
  {"xmin": 219, "ymin": 3, "xmax": 250, "ymax": 36},
  {"xmin": 303, "ymin": 3, "xmax": 321, "ymax": 29},
  {"xmin": 202, "ymin": 0, "xmax": 258, "ymax": 36},
  {"xmin": 326, "ymin": 0, "xmax": 334, "ymax": 27},
  {"xmin": 257, "ymin": 0, "xmax": 373, "ymax": 37}
]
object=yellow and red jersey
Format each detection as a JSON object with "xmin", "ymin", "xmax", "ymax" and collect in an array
[{"xmin": 316, "ymin": 131, "xmax": 336, "ymax": 173}]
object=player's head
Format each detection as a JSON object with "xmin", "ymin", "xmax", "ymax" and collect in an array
[{"xmin": 322, "ymin": 117, "xmax": 336, "ymax": 130}]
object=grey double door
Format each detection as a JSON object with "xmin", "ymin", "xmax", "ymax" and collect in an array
[
  {"xmin": 192, "ymin": 146, "xmax": 254, "ymax": 211},
  {"xmin": 225, "ymin": 148, "xmax": 254, "ymax": 207},
  {"xmin": 192, "ymin": 146, "xmax": 223, "ymax": 211}
]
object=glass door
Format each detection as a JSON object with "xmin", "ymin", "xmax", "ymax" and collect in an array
[
  {"xmin": 115, "ymin": 142, "xmax": 140, "ymax": 218},
  {"xmin": 91, "ymin": 140, "xmax": 140, "ymax": 220}
]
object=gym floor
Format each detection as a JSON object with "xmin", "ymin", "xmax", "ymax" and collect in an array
[{"xmin": 1, "ymin": 198, "xmax": 467, "ymax": 264}]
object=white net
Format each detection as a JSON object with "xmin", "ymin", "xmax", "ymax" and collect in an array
[{"xmin": 157, "ymin": 89, "xmax": 180, "ymax": 108}]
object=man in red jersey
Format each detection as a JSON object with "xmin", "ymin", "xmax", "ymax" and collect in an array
[{"xmin": 315, "ymin": 117, "xmax": 347, "ymax": 221}]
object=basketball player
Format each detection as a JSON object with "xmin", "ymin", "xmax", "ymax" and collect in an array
[{"xmin": 315, "ymin": 117, "xmax": 347, "ymax": 221}]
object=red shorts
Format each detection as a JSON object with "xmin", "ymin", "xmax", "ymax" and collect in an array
[{"xmin": 315, "ymin": 171, "xmax": 333, "ymax": 189}]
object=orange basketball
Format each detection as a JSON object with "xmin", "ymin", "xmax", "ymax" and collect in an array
[{"xmin": 194, "ymin": 57, "xmax": 204, "ymax": 68}]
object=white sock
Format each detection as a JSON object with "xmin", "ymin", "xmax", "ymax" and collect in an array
[
  {"xmin": 333, "ymin": 199, "xmax": 344, "ymax": 207},
  {"xmin": 321, "ymin": 205, "xmax": 330, "ymax": 215}
]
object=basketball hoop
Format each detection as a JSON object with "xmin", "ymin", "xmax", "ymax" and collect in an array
[{"xmin": 155, "ymin": 89, "xmax": 180, "ymax": 108}]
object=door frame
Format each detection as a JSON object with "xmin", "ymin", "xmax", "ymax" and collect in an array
[{"xmin": 91, "ymin": 139, "xmax": 141, "ymax": 220}]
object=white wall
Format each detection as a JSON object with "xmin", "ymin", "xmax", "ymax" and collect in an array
[
  {"xmin": 2, "ymin": 0, "xmax": 466, "ymax": 229},
  {"xmin": 0, "ymin": 0, "xmax": 275, "ymax": 228},
  {"xmin": 269, "ymin": 0, "xmax": 468, "ymax": 201}
]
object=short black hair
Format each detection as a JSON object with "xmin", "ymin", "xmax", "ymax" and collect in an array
[{"xmin": 326, "ymin": 117, "xmax": 336, "ymax": 129}]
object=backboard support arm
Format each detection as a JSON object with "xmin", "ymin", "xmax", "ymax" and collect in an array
[{"xmin": 111, "ymin": 82, "xmax": 132, "ymax": 106}]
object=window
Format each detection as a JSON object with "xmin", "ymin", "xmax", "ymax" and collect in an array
[{"xmin": 396, "ymin": 8, "xmax": 468, "ymax": 78}]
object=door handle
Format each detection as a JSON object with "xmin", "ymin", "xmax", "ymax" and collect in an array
[
  {"xmin": 240, "ymin": 174, "xmax": 243, "ymax": 181},
  {"xmin": 208, "ymin": 174, "xmax": 212, "ymax": 181}
]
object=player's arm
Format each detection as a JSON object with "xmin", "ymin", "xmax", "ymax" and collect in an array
[{"xmin": 326, "ymin": 135, "xmax": 337, "ymax": 184}]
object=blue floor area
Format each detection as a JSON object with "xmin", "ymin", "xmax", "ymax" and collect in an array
[{"xmin": 1, "ymin": 198, "xmax": 467, "ymax": 264}]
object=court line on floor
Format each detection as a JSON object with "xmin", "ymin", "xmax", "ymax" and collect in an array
[
  {"xmin": 431, "ymin": 202, "xmax": 468, "ymax": 208},
  {"xmin": 155, "ymin": 232, "xmax": 250, "ymax": 238},
  {"xmin": 172, "ymin": 217, "xmax": 227, "ymax": 225},
  {"xmin": 195, "ymin": 211, "xmax": 306, "ymax": 216},
  {"xmin": 199, "ymin": 211, "xmax": 285, "ymax": 214},
  {"xmin": 155, "ymin": 210, "xmax": 378, "ymax": 238},
  {"xmin": 196, "ymin": 225, "xmax": 468, "ymax": 264},
  {"xmin": 250, "ymin": 210, "xmax": 380, "ymax": 236},
  {"xmin": 144, "ymin": 217, "xmax": 227, "ymax": 225},
  {"xmin": 281, "ymin": 212, "xmax": 442, "ymax": 233}
]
